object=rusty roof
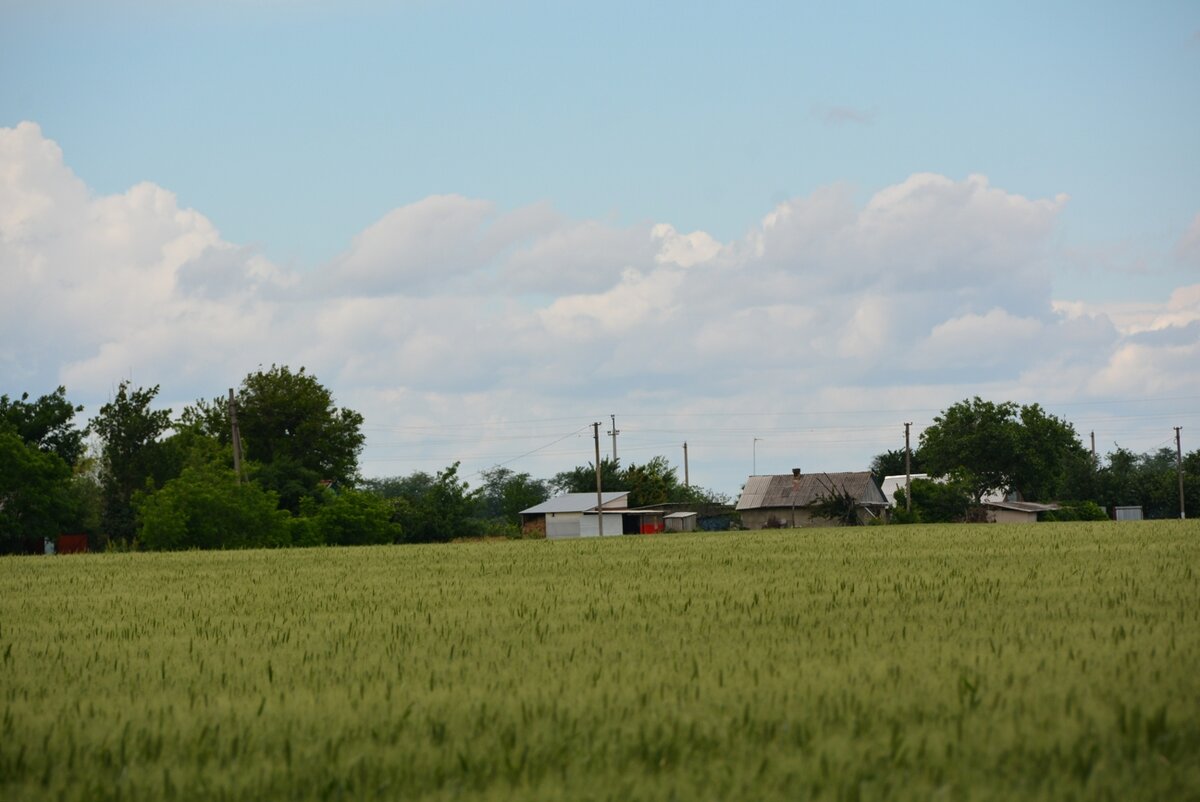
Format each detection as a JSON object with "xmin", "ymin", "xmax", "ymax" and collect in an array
[{"xmin": 735, "ymin": 472, "xmax": 887, "ymax": 510}]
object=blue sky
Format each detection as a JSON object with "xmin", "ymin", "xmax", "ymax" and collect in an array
[{"xmin": 2, "ymin": 1, "xmax": 1199, "ymax": 494}]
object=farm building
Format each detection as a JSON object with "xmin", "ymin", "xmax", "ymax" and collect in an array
[
  {"xmin": 879, "ymin": 473, "xmax": 930, "ymax": 506},
  {"xmin": 664, "ymin": 511, "xmax": 698, "ymax": 532},
  {"xmin": 981, "ymin": 500, "xmax": 1059, "ymax": 523},
  {"xmin": 736, "ymin": 472, "xmax": 888, "ymax": 528},
  {"xmin": 520, "ymin": 492, "xmax": 631, "ymax": 539}
]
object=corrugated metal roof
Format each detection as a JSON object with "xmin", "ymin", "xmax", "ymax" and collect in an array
[
  {"xmin": 521, "ymin": 492, "xmax": 630, "ymax": 515},
  {"xmin": 735, "ymin": 472, "xmax": 886, "ymax": 510},
  {"xmin": 982, "ymin": 500, "xmax": 1059, "ymax": 513}
]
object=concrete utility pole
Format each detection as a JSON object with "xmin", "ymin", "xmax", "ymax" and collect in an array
[
  {"xmin": 593, "ymin": 422, "xmax": 604, "ymax": 536},
  {"xmin": 683, "ymin": 441, "xmax": 690, "ymax": 488},
  {"xmin": 608, "ymin": 414, "xmax": 620, "ymax": 463},
  {"xmin": 228, "ymin": 389, "xmax": 244, "ymax": 484},
  {"xmin": 1177, "ymin": 427, "xmax": 1186, "ymax": 520},
  {"xmin": 753, "ymin": 437, "xmax": 762, "ymax": 475},
  {"xmin": 904, "ymin": 422, "xmax": 913, "ymax": 513},
  {"xmin": 1091, "ymin": 431, "xmax": 1096, "ymax": 462},
  {"xmin": 791, "ymin": 468, "xmax": 801, "ymax": 528}
]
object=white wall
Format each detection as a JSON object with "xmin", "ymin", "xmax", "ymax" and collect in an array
[{"xmin": 580, "ymin": 513, "xmax": 624, "ymax": 537}]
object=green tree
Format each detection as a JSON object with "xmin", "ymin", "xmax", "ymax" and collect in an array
[
  {"xmin": 550, "ymin": 457, "xmax": 625, "ymax": 496},
  {"xmin": 383, "ymin": 463, "xmax": 480, "ymax": 543},
  {"xmin": 303, "ymin": 489, "xmax": 401, "ymax": 546},
  {"xmin": 893, "ymin": 477, "xmax": 973, "ymax": 524},
  {"xmin": 0, "ymin": 386, "xmax": 86, "ymax": 466},
  {"xmin": 1095, "ymin": 446, "xmax": 1199, "ymax": 519},
  {"xmin": 135, "ymin": 460, "xmax": 290, "ymax": 550},
  {"xmin": 0, "ymin": 427, "xmax": 74, "ymax": 551},
  {"xmin": 476, "ymin": 467, "xmax": 550, "ymax": 526},
  {"xmin": 1010, "ymin": 404, "xmax": 1090, "ymax": 502},
  {"xmin": 869, "ymin": 448, "xmax": 922, "ymax": 482},
  {"xmin": 90, "ymin": 382, "xmax": 174, "ymax": 541},
  {"xmin": 184, "ymin": 366, "xmax": 365, "ymax": 512},
  {"xmin": 622, "ymin": 456, "xmax": 679, "ymax": 507},
  {"xmin": 919, "ymin": 398, "xmax": 1086, "ymax": 503}
]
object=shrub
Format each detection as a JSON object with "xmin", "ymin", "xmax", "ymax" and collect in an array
[{"xmin": 135, "ymin": 462, "xmax": 291, "ymax": 550}]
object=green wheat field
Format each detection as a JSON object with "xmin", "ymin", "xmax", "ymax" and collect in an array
[{"xmin": 2, "ymin": 522, "xmax": 1198, "ymax": 801}]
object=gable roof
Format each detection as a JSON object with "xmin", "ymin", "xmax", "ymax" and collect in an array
[
  {"xmin": 521, "ymin": 492, "xmax": 630, "ymax": 515},
  {"xmin": 736, "ymin": 472, "xmax": 886, "ymax": 511}
]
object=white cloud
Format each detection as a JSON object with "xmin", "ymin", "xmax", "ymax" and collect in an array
[{"xmin": 3, "ymin": 121, "xmax": 1198, "ymax": 493}]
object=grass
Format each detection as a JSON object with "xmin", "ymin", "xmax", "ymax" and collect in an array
[{"xmin": 2, "ymin": 521, "xmax": 1199, "ymax": 801}]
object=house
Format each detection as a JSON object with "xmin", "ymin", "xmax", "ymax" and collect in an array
[
  {"xmin": 736, "ymin": 472, "xmax": 888, "ymax": 528},
  {"xmin": 981, "ymin": 500, "xmax": 1059, "ymax": 523},
  {"xmin": 880, "ymin": 474, "xmax": 1007, "ymax": 507},
  {"xmin": 879, "ymin": 473, "xmax": 931, "ymax": 506},
  {"xmin": 520, "ymin": 492, "xmax": 630, "ymax": 539}
]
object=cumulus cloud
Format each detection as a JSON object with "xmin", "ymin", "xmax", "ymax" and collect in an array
[{"xmin": 3, "ymin": 121, "xmax": 1198, "ymax": 491}]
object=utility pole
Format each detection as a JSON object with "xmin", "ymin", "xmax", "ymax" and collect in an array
[
  {"xmin": 791, "ymin": 468, "xmax": 801, "ymax": 528},
  {"xmin": 593, "ymin": 422, "xmax": 604, "ymax": 536},
  {"xmin": 608, "ymin": 414, "xmax": 620, "ymax": 463},
  {"xmin": 1177, "ymin": 427, "xmax": 1186, "ymax": 520},
  {"xmin": 1090, "ymin": 431, "xmax": 1096, "ymax": 462},
  {"xmin": 753, "ymin": 437, "xmax": 762, "ymax": 475},
  {"xmin": 683, "ymin": 441, "xmax": 690, "ymax": 488},
  {"xmin": 229, "ymin": 389, "xmax": 244, "ymax": 484},
  {"xmin": 904, "ymin": 422, "xmax": 912, "ymax": 514}
]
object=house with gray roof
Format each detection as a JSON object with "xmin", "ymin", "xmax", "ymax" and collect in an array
[{"xmin": 736, "ymin": 472, "xmax": 888, "ymax": 528}]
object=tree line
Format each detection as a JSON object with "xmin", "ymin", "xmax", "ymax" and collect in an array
[
  {"xmin": 869, "ymin": 397, "xmax": 1198, "ymax": 523},
  {"xmin": 1, "ymin": 368, "xmax": 727, "ymax": 552}
]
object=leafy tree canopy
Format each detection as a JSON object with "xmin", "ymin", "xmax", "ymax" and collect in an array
[
  {"xmin": 475, "ymin": 467, "xmax": 550, "ymax": 526},
  {"xmin": 135, "ymin": 460, "xmax": 290, "ymax": 550},
  {"xmin": 0, "ymin": 386, "xmax": 86, "ymax": 466},
  {"xmin": 0, "ymin": 428, "xmax": 73, "ymax": 549},
  {"xmin": 892, "ymin": 477, "xmax": 973, "ymax": 524},
  {"xmin": 90, "ymin": 382, "xmax": 175, "ymax": 540},
  {"xmin": 184, "ymin": 366, "xmax": 364, "ymax": 510},
  {"xmin": 869, "ymin": 448, "xmax": 922, "ymax": 482},
  {"xmin": 919, "ymin": 397, "xmax": 1086, "ymax": 503},
  {"xmin": 550, "ymin": 457, "xmax": 626, "ymax": 496}
]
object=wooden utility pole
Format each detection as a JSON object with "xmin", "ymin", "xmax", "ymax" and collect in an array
[
  {"xmin": 229, "ymin": 388, "xmax": 244, "ymax": 484},
  {"xmin": 593, "ymin": 422, "xmax": 604, "ymax": 536},
  {"xmin": 1177, "ymin": 427, "xmax": 1186, "ymax": 520},
  {"xmin": 608, "ymin": 414, "xmax": 620, "ymax": 463},
  {"xmin": 683, "ymin": 441, "xmax": 690, "ymax": 487},
  {"xmin": 904, "ymin": 422, "xmax": 913, "ymax": 513}
]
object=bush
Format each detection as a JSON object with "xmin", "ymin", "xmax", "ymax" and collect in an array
[
  {"xmin": 135, "ymin": 463, "xmax": 291, "ymax": 550},
  {"xmin": 305, "ymin": 489, "xmax": 400, "ymax": 546},
  {"xmin": 1043, "ymin": 500, "xmax": 1109, "ymax": 522}
]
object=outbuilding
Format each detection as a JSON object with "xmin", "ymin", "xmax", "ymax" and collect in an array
[
  {"xmin": 520, "ymin": 492, "xmax": 630, "ymax": 539},
  {"xmin": 981, "ymin": 500, "xmax": 1059, "ymax": 524}
]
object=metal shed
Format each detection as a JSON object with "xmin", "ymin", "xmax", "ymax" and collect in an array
[{"xmin": 520, "ymin": 492, "xmax": 630, "ymax": 539}]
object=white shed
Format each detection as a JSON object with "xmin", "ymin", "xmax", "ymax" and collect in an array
[{"xmin": 520, "ymin": 492, "xmax": 630, "ymax": 539}]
